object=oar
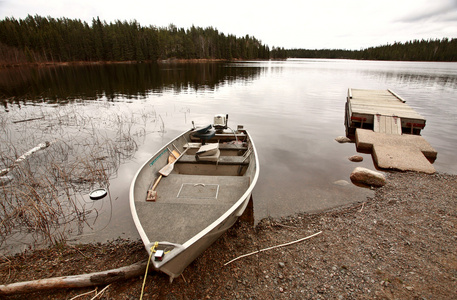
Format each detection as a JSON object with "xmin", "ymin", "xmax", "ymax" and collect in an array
[
  {"xmin": 146, "ymin": 149, "xmax": 180, "ymax": 201},
  {"xmin": 155, "ymin": 148, "xmax": 179, "ymax": 184},
  {"xmin": 159, "ymin": 148, "xmax": 189, "ymax": 177}
]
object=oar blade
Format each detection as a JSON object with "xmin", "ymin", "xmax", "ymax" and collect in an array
[
  {"xmin": 159, "ymin": 163, "xmax": 173, "ymax": 176},
  {"xmin": 159, "ymin": 147, "xmax": 188, "ymax": 177}
]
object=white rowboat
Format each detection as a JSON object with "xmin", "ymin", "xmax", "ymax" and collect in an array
[{"xmin": 129, "ymin": 115, "xmax": 259, "ymax": 281}]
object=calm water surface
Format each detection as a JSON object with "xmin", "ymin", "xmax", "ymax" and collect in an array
[{"xmin": 1, "ymin": 59, "xmax": 456, "ymax": 248}]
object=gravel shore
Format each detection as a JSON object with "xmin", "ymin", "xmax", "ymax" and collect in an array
[{"xmin": 1, "ymin": 171, "xmax": 456, "ymax": 299}]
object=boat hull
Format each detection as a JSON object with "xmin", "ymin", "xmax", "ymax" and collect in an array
[{"xmin": 129, "ymin": 125, "xmax": 259, "ymax": 280}]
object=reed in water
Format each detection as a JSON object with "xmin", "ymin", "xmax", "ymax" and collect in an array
[{"xmin": 0, "ymin": 102, "xmax": 159, "ymax": 251}]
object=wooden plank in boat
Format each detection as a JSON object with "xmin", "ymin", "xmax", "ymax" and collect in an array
[
  {"xmin": 178, "ymin": 155, "xmax": 249, "ymax": 165},
  {"xmin": 190, "ymin": 132, "xmax": 247, "ymax": 142},
  {"xmin": 185, "ymin": 143, "xmax": 248, "ymax": 151}
]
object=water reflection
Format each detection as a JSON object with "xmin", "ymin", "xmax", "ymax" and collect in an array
[{"xmin": 0, "ymin": 62, "xmax": 264, "ymax": 107}]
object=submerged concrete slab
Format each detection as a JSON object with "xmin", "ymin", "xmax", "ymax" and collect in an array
[
  {"xmin": 355, "ymin": 129, "xmax": 437, "ymax": 174},
  {"xmin": 373, "ymin": 144, "xmax": 436, "ymax": 174}
]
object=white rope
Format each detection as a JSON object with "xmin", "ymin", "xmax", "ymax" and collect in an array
[{"xmin": 224, "ymin": 231, "xmax": 322, "ymax": 266}]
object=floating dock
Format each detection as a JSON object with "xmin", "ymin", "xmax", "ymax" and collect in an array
[
  {"xmin": 345, "ymin": 88, "xmax": 426, "ymax": 137},
  {"xmin": 345, "ymin": 88, "xmax": 437, "ymax": 174}
]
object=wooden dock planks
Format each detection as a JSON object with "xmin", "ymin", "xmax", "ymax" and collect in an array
[
  {"xmin": 373, "ymin": 115, "xmax": 402, "ymax": 135},
  {"xmin": 349, "ymin": 89, "xmax": 425, "ymax": 121}
]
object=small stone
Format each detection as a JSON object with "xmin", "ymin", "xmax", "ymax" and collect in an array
[
  {"xmin": 279, "ymin": 287, "xmax": 284, "ymax": 293},
  {"xmin": 335, "ymin": 136, "xmax": 352, "ymax": 143},
  {"xmin": 334, "ymin": 180, "xmax": 350, "ymax": 186},
  {"xmin": 380, "ymin": 280, "xmax": 390, "ymax": 287},
  {"xmin": 278, "ymin": 262, "xmax": 285, "ymax": 268},
  {"xmin": 405, "ymin": 286, "xmax": 414, "ymax": 291},
  {"xmin": 348, "ymin": 155, "xmax": 363, "ymax": 162}
]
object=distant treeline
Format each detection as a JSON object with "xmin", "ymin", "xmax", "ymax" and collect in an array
[
  {"xmin": 0, "ymin": 15, "xmax": 456, "ymax": 66},
  {"xmin": 283, "ymin": 38, "xmax": 457, "ymax": 61},
  {"xmin": 0, "ymin": 15, "xmax": 271, "ymax": 65}
]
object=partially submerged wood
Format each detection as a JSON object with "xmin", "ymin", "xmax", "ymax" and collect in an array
[
  {"xmin": 0, "ymin": 260, "xmax": 148, "ymax": 295},
  {"xmin": 0, "ymin": 141, "xmax": 51, "ymax": 176}
]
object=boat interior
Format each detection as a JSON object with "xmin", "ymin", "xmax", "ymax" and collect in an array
[{"xmin": 134, "ymin": 125, "xmax": 256, "ymax": 246}]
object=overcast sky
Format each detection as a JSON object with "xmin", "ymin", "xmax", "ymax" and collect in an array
[{"xmin": 1, "ymin": 0, "xmax": 456, "ymax": 50}]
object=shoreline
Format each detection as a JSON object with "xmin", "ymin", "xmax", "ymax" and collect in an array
[
  {"xmin": 0, "ymin": 58, "xmax": 244, "ymax": 69},
  {"xmin": 1, "ymin": 171, "xmax": 456, "ymax": 299}
]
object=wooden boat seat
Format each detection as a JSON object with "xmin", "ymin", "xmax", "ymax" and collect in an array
[
  {"xmin": 178, "ymin": 154, "xmax": 249, "ymax": 165},
  {"xmin": 185, "ymin": 142, "xmax": 248, "ymax": 151}
]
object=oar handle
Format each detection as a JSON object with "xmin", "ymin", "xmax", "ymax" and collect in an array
[{"xmin": 152, "ymin": 175, "xmax": 162, "ymax": 191}]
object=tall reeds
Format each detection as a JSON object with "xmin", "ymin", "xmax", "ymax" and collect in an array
[{"xmin": 0, "ymin": 102, "xmax": 158, "ymax": 252}]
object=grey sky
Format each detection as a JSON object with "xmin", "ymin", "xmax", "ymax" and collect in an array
[{"xmin": 0, "ymin": 0, "xmax": 456, "ymax": 50}]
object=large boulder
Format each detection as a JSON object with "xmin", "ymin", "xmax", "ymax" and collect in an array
[{"xmin": 350, "ymin": 167, "xmax": 386, "ymax": 187}]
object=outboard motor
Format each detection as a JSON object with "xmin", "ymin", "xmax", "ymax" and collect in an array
[{"xmin": 213, "ymin": 114, "xmax": 228, "ymax": 132}]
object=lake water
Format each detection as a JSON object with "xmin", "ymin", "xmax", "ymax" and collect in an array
[{"xmin": 1, "ymin": 59, "xmax": 456, "ymax": 250}]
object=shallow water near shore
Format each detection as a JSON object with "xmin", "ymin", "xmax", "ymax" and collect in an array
[{"xmin": 1, "ymin": 59, "xmax": 456, "ymax": 253}]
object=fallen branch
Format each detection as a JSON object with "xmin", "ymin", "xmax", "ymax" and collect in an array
[
  {"xmin": 90, "ymin": 284, "xmax": 111, "ymax": 300},
  {"xmin": 69, "ymin": 288, "xmax": 97, "ymax": 300},
  {"xmin": 224, "ymin": 231, "xmax": 322, "ymax": 266},
  {"xmin": 0, "ymin": 141, "xmax": 51, "ymax": 176},
  {"xmin": 0, "ymin": 260, "xmax": 148, "ymax": 295},
  {"xmin": 12, "ymin": 116, "xmax": 45, "ymax": 124},
  {"xmin": 359, "ymin": 202, "xmax": 365, "ymax": 212},
  {"xmin": 70, "ymin": 288, "xmax": 97, "ymax": 300}
]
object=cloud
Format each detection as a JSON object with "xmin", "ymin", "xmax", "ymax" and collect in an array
[{"xmin": 398, "ymin": 0, "xmax": 457, "ymax": 23}]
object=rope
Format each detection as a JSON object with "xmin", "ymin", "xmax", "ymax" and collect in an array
[
  {"xmin": 139, "ymin": 241, "xmax": 175, "ymax": 298},
  {"xmin": 139, "ymin": 242, "xmax": 158, "ymax": 300}
]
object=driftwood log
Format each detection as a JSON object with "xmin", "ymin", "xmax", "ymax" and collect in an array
[
  {"xmin": 0, "ymin": 260, "xmax": 148, "ymax": 295},
  {"xmin": 0, "ymin": 141, "xmax": 51, "ymax": 177}
]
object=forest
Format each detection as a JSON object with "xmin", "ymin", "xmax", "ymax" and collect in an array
[
  {"xmin": 0, "ymin": 15, "xmax": 456, "ymax": 66},
  {"xmin": 0, "ymin": 15, "xmax": 270, "ymax": 65},
  {"xmin": 285, "ymin": 38, "xmax": 457, "ymax": 61}
]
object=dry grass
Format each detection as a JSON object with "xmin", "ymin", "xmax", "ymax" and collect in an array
[{"xmin": 0, "ymin": 101, "xmax": 160, "ymax": 251}]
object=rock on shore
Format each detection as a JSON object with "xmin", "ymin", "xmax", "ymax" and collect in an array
[{"xmin": 350, "ymin": 167, "xmax": 386, "ymax": 187}]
